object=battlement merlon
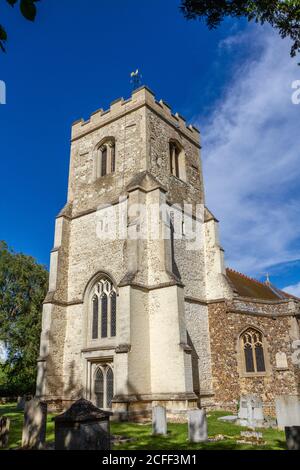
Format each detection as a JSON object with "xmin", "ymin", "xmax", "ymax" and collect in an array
[{"xmin": 71, "ymin": 86, "xmax": 201, "ymax": 146}]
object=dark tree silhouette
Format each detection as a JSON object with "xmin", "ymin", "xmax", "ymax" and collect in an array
[
  {"xmin": 181, "ymin": 1, "xmax": 300, "ymax": 61},
  {"xmin": 0, "ymin": 0, "xmax": 39, "ymax": 52}
]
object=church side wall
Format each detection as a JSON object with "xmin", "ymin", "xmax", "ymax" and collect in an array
[{"xmin": 208, "ymin": 301, "xmax": 300, "ymax": 415}]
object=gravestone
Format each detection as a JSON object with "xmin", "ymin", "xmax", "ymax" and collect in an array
[
  {"xmin": 188, "ymin": 409, "xmax": 208, "ymax": 443},
  {"xmin": 238, "ymin": 395, "xmax": 264, "ymax": 427},
  {"xmin": 285, "ymin": 426, "xmax": 300, "ymax": 450},
  {"xmin": 0, "ymin": 416, "xmax": 10, "ymax": 448},
  {"xmin": 275, "ymin": 395, "xmax": 300, "ymax": 429},
  {"xmin": 152, "ymin": 406, "xmax": 167, "ymax": 435},
  {"xmin": 16, "ymin": 396, "xmax": 26, "ymax": 411},
  {"xmin": 22, "ymin": 398, "xmax": 47, "ymax": 449},
  {"xmin": 54, "ymin": 398, "xmax": 112, "ymax": 450}
]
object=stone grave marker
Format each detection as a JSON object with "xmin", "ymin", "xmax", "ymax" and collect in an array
[
  {"xmin": 0, "ymin": 416, "xmax": 10, "ymax": 448},
  {"xmin": 188, "ymin": 409, "xmax": 208, "ymax": 443},
  {"xmin": 152, "ymin": 405, "xmax": 167, "ymax": 435},
  {"xmin": 16, "ymin": 396, "xmax": 26, "ymax": 411},
  {"xmin": 238, "ymin": 395, "xmax": 264, "ymax": 427},
  {"xmin": 54, "ymin": 398, "xmax": 112, "ymax": 450},
  {"xmin": 22, "ymin": 398, "xmax": 47, "ymax": 449},
  {"xmin": 275, "ymin": 395, "xmax": 300, "ymax": 429}
]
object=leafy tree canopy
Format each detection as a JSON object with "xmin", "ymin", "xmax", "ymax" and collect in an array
[
  {"xmin": 0, "ymin": 241, "xmax": 48, "ymax": 395},
  {"xmin": 0, "ymin": 0, "xmax": 39, "ymax": 52},
  {"xmin": 181, "ymin": 1, "xmax": 300, "ymax": 60}
]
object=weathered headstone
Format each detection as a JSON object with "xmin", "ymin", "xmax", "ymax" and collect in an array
[
  {"xmin": 188, "ymin": 409, "xmax": 208, "ymax": 443},
  {"xmin": 152, "ymin": 406, "xmax": 167, "ymax": 436},
  {"xmin": 285, "ymin": 426, "xmax": 300, "ymax": 450},
  {"xmin": 54, "ymin": 398, "xmax": 112, "ymax": 450},
  {"xmin": 16, "ymin": 396, "xmax": 26, "ymax": 411},
  {"xmin": 22, "ymin": 398, "xmax": 47, "ymax": 449},
  {"xmin": 0, "ymin": 416, "xmax": 10, "ymax": 448},
  {"xmin": 238, "ymin": 397, "xmax": 248, "ymax": 421},
  {"xmin": 275, "ymin": 395, "xmax": 300, "ymax": 429},
  {"xmin": 238, "ymin": 395, "xmax": 264, "ymax": 427}
]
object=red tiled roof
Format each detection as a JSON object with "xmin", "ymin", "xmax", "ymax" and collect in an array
[{"xmin": 226, "ymin": 268, "xmax": 300, "ymax": 301}]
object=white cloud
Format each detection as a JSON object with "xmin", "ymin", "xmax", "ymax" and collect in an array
[
  {"xmin": 199, "ymin": 25, "xmax": 300, "ymax": 277},
  {"xmin": 283, "ymin": 282, "xmax": 300, "ymax": 298}
]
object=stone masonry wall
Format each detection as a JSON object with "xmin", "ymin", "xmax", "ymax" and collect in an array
[
  {"xmin": 208, "ymin": 300, "xmax": 300, "ymax": 414},
  {"xmin": 185, "ymin": 301, "xmax": 213, "ymax": 395}
]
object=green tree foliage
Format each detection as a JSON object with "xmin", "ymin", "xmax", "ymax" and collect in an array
[
  {"xmin": 0, "ymin": 241, "xmax": 48, "ymax": 395},
  {"xmin": 0, "ymin": 0, "xmax": 39, "ymax": 52},
  {"xmin": 181, "ymin": 1, "xmax": 300, "ymax": 60}
]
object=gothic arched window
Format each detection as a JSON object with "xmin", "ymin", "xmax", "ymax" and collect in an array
[
  {"xmin": 94, "ymin": 368, "xmax": 104, "ymax": 408},
  {"xmin": 169, "ymin": 140, "xmax": 186, "ymax": 181},
  {"xmin": 94, "ymin": 365, "xmax": 114, "ymax": 409},
  {"xmin": 240, "ymin": 328, "xmax": 266, "ymax": 373},
  {"xmin": 101, "ymin": 146, "xmax": 107, "ymax": 177},
  {"xmin": 106, "ymin": 367, "xmax": 114, "ymax": 407},
  {"xmin": 90, "ymin": 277, "xmax": 117, "ymax": 340},
  {"xmin": 98, "ymin": 139, "xmax": 116, "ymax": 178},
  {"xmin": 92, "ymin": 296, "xmax": 99, "ymax": 340}
]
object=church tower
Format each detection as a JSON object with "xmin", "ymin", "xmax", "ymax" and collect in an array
[{"xmin": 36, "ymin": 86, "xmax": 229, "ymax": 419}]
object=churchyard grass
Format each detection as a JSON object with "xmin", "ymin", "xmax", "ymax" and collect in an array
[
  {"xmin": 0, "ymin": 405, "xmax": 286, "ymax": 450},
  {"xmin": 0, "ymin": 403, "xmax": 55, "ymax": 449}
]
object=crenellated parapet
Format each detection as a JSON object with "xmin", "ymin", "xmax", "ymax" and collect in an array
[{"xmin": 71, "ymin": 86, "xmax": 200, "ymax": 145}]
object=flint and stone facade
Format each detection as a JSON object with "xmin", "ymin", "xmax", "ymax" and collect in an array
[{"xmin": 37, "ymin": 87, "xmax": 300, "ymax": 419}]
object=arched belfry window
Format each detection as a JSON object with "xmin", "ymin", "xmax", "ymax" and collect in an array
[
  {"xmin": 169, "ymin": 140, "xmax": 186, "ymax": 181},
  {"xmin": 90, "ymin": 277, "xmax": 117, "ymax": 340},
  {"xmin": 240, "ymin": 328, "xmax": 266, "ymax": 373},
  {"xmin": 97, "ymin": 139, "xmax": 116, "ymax": 178}
]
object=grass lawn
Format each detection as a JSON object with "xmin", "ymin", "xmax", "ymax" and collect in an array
[{"xmin": 0, "ymin": 404, "xmax": 286, "ymax": 450}]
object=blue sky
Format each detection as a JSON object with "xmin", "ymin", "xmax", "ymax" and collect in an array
[{"xmin": 0, "ymin": 1, "xmax": 300, "ymax": 293}]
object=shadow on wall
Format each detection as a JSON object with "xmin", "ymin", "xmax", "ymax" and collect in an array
[
  {"xmin": 37, "ymin": 329, "xmax": 87, "ymax": 410},
  {"xmin": 187, "ymin": 332, "xmax": 201, "ymax": 407}
]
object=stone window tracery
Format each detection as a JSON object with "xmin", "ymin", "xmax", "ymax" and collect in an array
[
  {"xmin": 90, "ymin": 277, "xmax": 117, "ymax": 340},
  {"xmin": 94, "ymin": 364, "xmax": 114, "ymax": 409},
  {"xmin": 240, "ymin": 328, "xmax": 266, "ymax": 373}
]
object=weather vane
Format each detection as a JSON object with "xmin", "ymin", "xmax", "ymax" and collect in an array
[{"xmin": 130, "ymin": 69, "xmax": 142, "ymax": 90}]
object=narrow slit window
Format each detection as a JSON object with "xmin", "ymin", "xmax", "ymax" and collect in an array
[
  {"xmin": 111, "ymin": 292, "xmax": 117, "ymax": 337},
  {"xmin": 101, "ymin": 294, "xmax": 108, "ymax": 338},
  {"xmin": 92, "ymin": 296, "xmax": 98, "ymax": 339},
  {"xmin": 111, "ymin": 145, "xmax": 115, "ymax": 173},
  {"xmin": 169, "ymin": 141, "xmax": 183, "ymax": 179},
  {"xmin": 106, "ymin": 367, "xmax": 114, "ymax": 407},
  {"xmin": 101, "ymin": 147, "xmax": 107, "ymax": 177},
  {"xmin": 94, "ymin": 368, "xmax": 104, "ymax": 408}
]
